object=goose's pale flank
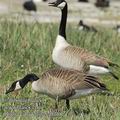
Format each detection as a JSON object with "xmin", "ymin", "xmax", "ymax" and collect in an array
[
  {"xmin": 52, "ymin": 38, "xmax": 89, "ymax": 73},
  {"xmin": 6, "ymin": 68, "xmax": 108, "ymax": 109},
  {"xmin": 49, "ymin": 0, "xmax": 119, "ymax": 80}
]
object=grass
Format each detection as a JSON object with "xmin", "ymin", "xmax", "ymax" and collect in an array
[{"xmin": 0, "ymin": 20, "xmax": 120, "ymax": 120}]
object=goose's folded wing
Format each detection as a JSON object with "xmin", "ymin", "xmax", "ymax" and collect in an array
[{"xmin": 70, "ymin": 75, "xmax": 108, "ymax": 91}]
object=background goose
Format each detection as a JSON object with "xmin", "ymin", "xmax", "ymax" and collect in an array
[
  {"xmin": 23, "ymin": 0, "xmax": 42, "ymax": 12},
  {"xmin": 23, "ymin": 0, "xmax": 37, "ymax": 12},
  {"xmin": 114, "ymin": 25, "xmax": 120, "ymax": 33},
  {"xmin": 78, "ymin": 20, "xmax": 97, "ymax": 32},
  {"xmin": 78, "ymin": 0, "xmax": 88, "ymax": 2},
  {"xmin": 49, "ymin": 0, "xmax": 119, "ymax": 80},
  {"xmin": 6, "ymin": 68, "xmax": 108, "ymax": 109},
  {"xmin": 23, "ymin": 0, "xmax": 48, "ymax": 13},
  {"xmin": 95, "ymin": 0, "xmax": 110, "ymax": 8}
]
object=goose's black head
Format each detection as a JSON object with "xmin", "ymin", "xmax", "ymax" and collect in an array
[
  {"xmin": 5, "ymin": 73, "xmax": 39, "ymax": 94},
  {"xmin": 49, "ymin": 0, "xmax": 67, "ymax": 10},
  {"xmin": 79, "ymin": 20, "xmax": 83, "ymax": 25},
  {"xmin": 117, "ymin": 25, "xmax": 120, "ymax": 29}
]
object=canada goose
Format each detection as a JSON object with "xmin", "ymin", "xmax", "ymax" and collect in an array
[
  {"xmin": 78, "ymin": 20, "xmax": 97, "ymax": 32},
  {"xmin": 95, "ymin": 0, "xmax": 110, "ymax": 8},
  {"xmin": 6, "ymin": 69, "xmax": 108, "ymax": 109},
  {"xmin": 49, "ymin": 0, "xmax": 119, "ymax": 80},
  {"xmin": 23, "ymin": 0, "xmax": 40, "ymax": 12},
  {"xmin": 23, "ymin": 0, "xmax": 47, "ymax": 12}
]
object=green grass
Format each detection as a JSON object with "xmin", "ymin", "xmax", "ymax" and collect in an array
[{"xmin": 0, "ymin": 20, "xmax": 120, "ymax": 120}]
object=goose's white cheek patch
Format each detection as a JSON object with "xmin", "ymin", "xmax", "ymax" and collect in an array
[
  {"xmin": 15, "ymin": 82, "xmax": 22, "ymax": 91},
  {"xmin": 33, "ymin": 0, "xmax": 42, "ymax": 3},
  {"xmin": 118, "ymin": 28, "xmax": 120, "ymax": 33},
  {"xmin": 79, "ymin": 26, "xmax": 84, "ymax": 30},
  {"xmin": 58, "ymin": 2, "xmax": 66, "ymax": 9}
]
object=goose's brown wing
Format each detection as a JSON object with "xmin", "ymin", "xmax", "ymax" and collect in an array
[
  {"xmin": 64, "ymin": 46, "xmax": 110, "ymax": 68},
  {"xmin": 65, "ymin": 73, "xmax": 107, "ymax": 91}
]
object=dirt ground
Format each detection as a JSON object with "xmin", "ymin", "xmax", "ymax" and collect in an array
[{"xmin": 0, "ymin": 0, "xmax": 120, "ymax": 26}]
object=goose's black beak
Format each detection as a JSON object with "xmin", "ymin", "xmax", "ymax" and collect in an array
[
  {"xmin": 5, "ymin": 88, "xmax": 14, "ymax": 94},
  {"xmin": 48, "ymin": 2, "xmax": 57, "ymax": 7}
]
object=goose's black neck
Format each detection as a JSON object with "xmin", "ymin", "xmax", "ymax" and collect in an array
[
  {"xmin": 59, "ymin": 3, "xmax": 67, "ymax": 39},
  {"xmin": 19, "ymin": 78, "xmax": 29, "ymax": 88}
]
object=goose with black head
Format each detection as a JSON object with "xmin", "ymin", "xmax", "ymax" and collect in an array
[
  {"xmin": 49, "ymin": 0, "xmax": 119, "ymax": 80},
  {"xmin": 6, "ymin": 69, "xmax": 109, "ymax": 109}
]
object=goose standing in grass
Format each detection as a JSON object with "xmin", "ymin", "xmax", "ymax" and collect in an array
[
  {"xmin": 78, "ymin": 20, "xmax": 97, "ymax": 32},
  {"xmin": 6, "ymin": 69, "xmax": 109, "ymax": 109},
  {"xmin": 49, "ymin": 0, "xmax": 119, "ymax": 80}
]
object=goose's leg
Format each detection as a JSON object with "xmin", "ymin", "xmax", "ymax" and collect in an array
[
  {"xmin": 66, "ymin": 99, "xmax": 70, "ymax": 109},
  {"xmin": 55, "ymin": 96, "xmax": 59, "ymax": 110}
]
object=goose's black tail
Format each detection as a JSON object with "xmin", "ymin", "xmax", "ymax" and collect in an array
[
  {"xmin": 109, "ymin": 71, "xmax": 119, "ymax": 80},
  {"xmin": 109, "ymin": 62, "xmax": 120, "ymax": 68}
]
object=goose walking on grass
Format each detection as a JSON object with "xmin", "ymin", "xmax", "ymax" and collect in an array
[
  {"xmin": 78, "ymin": 20, "xmax": 97, "ymax": 32},
  {"xmin": 6, "ymin": 69, "xmax": 108, "ymax": 109},
  {"xmin": 49, "ymin": 0, "xmax": 119, "ymax": 80}
]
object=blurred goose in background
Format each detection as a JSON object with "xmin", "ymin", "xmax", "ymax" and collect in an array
[
  {"xmin": 49, "ymin": 0, "xmax": 119, "ymax": 80},
  {"xmin": 23, "ymin": 0, "xmax": 37, "ymax": 12},
  {"xmin": 78, "ymin": 20, "xmax": 97, "ymax": 32},
  {"xmin": 116, "ymin": 25, "xmax": 120, "ymax": 33},
  {"xmin": 112, "ymin": 25, "xmax": 120, "ymax": 33},
  {"xmin": 78, "ymin": 0, "xmax": 88, "ymax": 2},
  {"xmin": 95, "ymin": 0, "xmax": 110, "ymax": 8},
  {"xmin": 6, "ymin": 69, "xmax": 109, "ymax": 109},
  {"xmin": 23, "ymin": 0, "xmax": 43, "ymax": 12}
]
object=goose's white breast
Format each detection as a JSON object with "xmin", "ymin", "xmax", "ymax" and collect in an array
[{"xmin": 52, "ymin": 35, "xmax": 69, "ymax": 64}]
